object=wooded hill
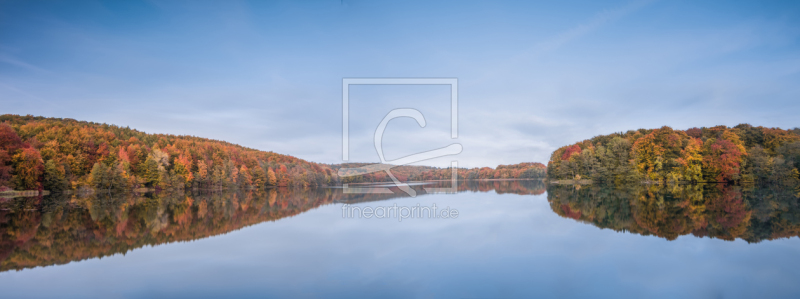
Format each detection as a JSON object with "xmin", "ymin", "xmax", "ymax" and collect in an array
[
  {"xmin": 0, "ymin": 114, "xmax": 339, "ymax": 192},
  {"xmin": 547, "ymin": 125, "xmax": 800, "ymax": 185}
]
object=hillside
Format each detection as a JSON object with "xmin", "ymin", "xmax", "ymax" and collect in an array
[
  {"xmin": 547, "ymin": 125, "xmax": 800, "ymax": 184},
  {"xmin": 0, "ymin": 114, "xmax": 338, "ymax": 192}
]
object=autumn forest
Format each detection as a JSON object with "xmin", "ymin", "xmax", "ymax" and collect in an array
[
  {"xmin": 0, "ymin": 115, "xmax": 546, "ymax": 194},
  {"xmin": 548, "ymin": 125, "xmax": 800, "ymax": 186}
]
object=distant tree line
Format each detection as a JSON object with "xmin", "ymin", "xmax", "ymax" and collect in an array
[
  {"xmin": 547, "ymin": 125, "xmax": 800, "ymax": 185},
  {"xmin": 329, "ymin": 162, "xmax": 546, "ymax": 184},
  {"xmin": 331, "ymin": 163, "xmax": 438, "ymax": 184},
  {"xmin": 408, "ymin": 162, "xmax": 547, "ymax": 181},
  {"xmin": 0, "ymin": 115, "xmax": 340, "ymax": 192}
]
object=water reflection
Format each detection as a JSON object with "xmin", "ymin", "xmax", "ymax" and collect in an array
[
  {"xmin": 547, "ymin": 183, "xmax": 800, "ymax": 243},
  {"xmin": 0, "ymin": 180, "xmax": 544, "ymax": 272},
  {"xmin": 4, "ymin": 180, "xmax": 798, "ymax": 275}
]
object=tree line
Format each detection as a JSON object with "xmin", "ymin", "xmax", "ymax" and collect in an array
[
  {"xmin": 408, "ymin": 162, "xmax": 547, "ymax": 181},
  {"xmin": 331, "ymin": 163, "xmax": 437, "ymax": 184},
  {"xmin": 547, "ymin": 125, "xmax": 800, "ymax": 185},
  {"xmin": 331, "ymin": 162, "xmax": 546, "ymax": 184}
]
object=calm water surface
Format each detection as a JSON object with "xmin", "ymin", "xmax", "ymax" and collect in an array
[{"xmin": 1, "ymin": 180, "xmax": 799, "ymax": 298}]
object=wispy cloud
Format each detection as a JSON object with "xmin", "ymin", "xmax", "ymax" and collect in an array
[
  {"xmin": 0, "ymin": 54, "xmax": 51, "ymax": 74},
  {"xmin": 480, "ymin": 0, "xmax": 656, "ymax": 81},
  {"xmin": 0, "ymin": 82, "xmax": 66, "ymax": 111},
  {"xmin": 526, "ymin": 0, "xmax": 655, "ymax": 58}
]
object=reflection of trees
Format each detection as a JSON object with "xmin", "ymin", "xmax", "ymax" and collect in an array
[
  {"xmin": 630, "ymin": 186, "xmax": 701, "ymax": 240},
  {"xmin": 547, "ymin": 184, "xmax": 799, "ymax": 242},
  {"xmin": 0, "ymin": 189, "xmax": 336, "ymax": 272},
  {"xmin": 459, "ymin": 180, "xmax": 545, "ymax": 195},
  {"xmin": 0, "ymin": 180, "xmax": 547, "ymax": 272}
]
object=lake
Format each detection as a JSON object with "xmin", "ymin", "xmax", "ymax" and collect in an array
[{"xmin": 1, "ymin": 180, "xmax": 799, "ymax": 298}]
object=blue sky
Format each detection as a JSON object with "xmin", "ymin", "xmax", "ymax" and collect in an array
[{"xmin": 1, "ymin": 0, "xmax": 799, "ymax": 167}]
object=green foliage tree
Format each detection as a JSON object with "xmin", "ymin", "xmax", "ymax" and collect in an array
[
  {"xmin": 143, "ymin": 155, "xmax": 160, "ymax": 187},
  {"xmin": 43, "ymin": 159, "xmax": 68, "ymax": 192},
  {"xmin": 90, "ymin": 162, "xmax": 128, "ymax": 191},
  {"xmin": 595, "ymin": 137, "xmax": 640, "ymax": 183}
]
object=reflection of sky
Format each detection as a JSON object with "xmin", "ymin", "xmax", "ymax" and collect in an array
[
  {"xmin": 2, "ymin": 191, "xmax": 798, "ymax": 298},
  {"xmin": 2, "ymin": 1, "xmax": 800, "ymax": 167}
]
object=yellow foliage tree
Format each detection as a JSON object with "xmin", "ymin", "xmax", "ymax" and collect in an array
[
  {"xmin": 632, "ymin": 132, "xmax": 664, "ymax": 181},
  {"xmin": 266, "ymin": 167, "xmax": 277, "ymax": 186}
]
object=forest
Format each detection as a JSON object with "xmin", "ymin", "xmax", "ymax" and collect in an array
[
  {"xmin": 547, "ymin": 125, "xmax": 800, "ymax": 185},
  {"xmin": 0, "ymin": 114, "xmax": 340, "ymax": 192},
  {"xmin": 7, "ymin": 114, "xmax": 797, "ymax": 191},
  {"xmin": 0, "ymin": 115, "xmax": 547, "ymax": 193}
]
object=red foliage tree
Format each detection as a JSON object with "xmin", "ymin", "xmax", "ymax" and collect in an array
[
  {"xmin": 686, "ymin": 127, "xmax": 702, "ymax": 138},
  {"xmin": 561, "ymin": 144, "xmax": 582, "ymax": 161},
  {"xmin": 703, "ymin": 139, "xmax": 745, "ymax": 182},
  {"xmin": 0, "ymin": 123, "xmax": 27, "ymax": 189}
]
